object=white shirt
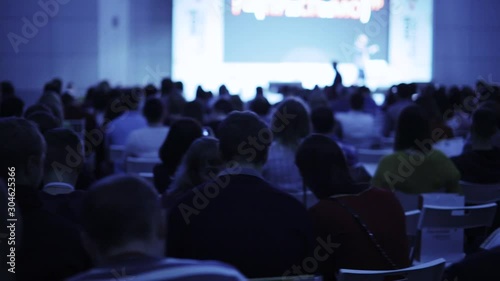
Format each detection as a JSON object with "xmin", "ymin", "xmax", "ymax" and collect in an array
[
  {"xmin": 336, "ymin": 110, "xmax": 378, "ymax": 147},
  {"xmin": 124, "ymin": 126, "xmax": 170, "ymax": 158},
  {"xmin": 42, "ymin": 182, "xmax": 75, "ymax": 195}
]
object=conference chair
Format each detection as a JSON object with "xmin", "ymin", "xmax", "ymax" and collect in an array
[
  {"xmin": 405, "ymin": 210, "xmax": 421, "ymax": 261},
  {"xmin": 337, "ymin": 258, "xmax": 445, "ymax": 281},
  {"xmin": 357, "ymin": 148, "xmax": 392, "ymax": 163},
  {"xmin": 125, "ymin": 157, "xmax": 161, "ymax": 174},
  {"xmin": 417, "ymin": 203, "xmax": 497, "ymax": 264},
  {"xmin": 460, "ymin": 181, "xmax": 500, "ymax": 205}
]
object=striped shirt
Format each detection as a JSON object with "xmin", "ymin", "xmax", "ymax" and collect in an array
[{"xmin": 66, "ymin": 256, "xmax": 247, "ymax": 281}]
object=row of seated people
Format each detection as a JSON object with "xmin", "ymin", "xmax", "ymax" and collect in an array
[{"xmin": 0, "ymin": 78, "xmax": 500, "ymax": 281}]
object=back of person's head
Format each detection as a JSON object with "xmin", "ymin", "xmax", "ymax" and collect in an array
[
  {"xmin": 311, "ymin": 106, "xmax": 335, "ymax": 134},
  {"xmin": 144, "ymin": 84, "xmax": 158, "ymax": 98},
  {"xmin": 81, "ymin": 175, "xmax": 164, "ymax": 258},
  {"xmin": 229, "ymin": 95, "xmax": 244, "ymax": 111},
  {"xmin": 396, "ymin": 83, "xmax": 413, "ymax": 100},
  {"xmin": 271, "ymin": 97, "xmax": 311, "ymax": 147},
  {"xmin": 0, "ymin": 118, "xmax": 45, "ymax": 187},
  {"xmin": 349, "ymin": 90, "xmax": 365, "ymax": 111},
  {"xmin": 0, "ymin": 97, "xmax": 24, "ymax": 117},
  {"xmin": 170, "ymin": 137, "xmax": 222, "ymax": 196},
  {"xmin": 479, "ymin": 101, "xmax": 500, "ymax": 129},
  {"xmin": 167, "ymin": 93, "xmax": 186, "ymax": 116},
  {"xmin": 51, "ymin": 78, "xmax": 63, "ymax": 95},
  {"xmin": 249, "ymin": 96, "xmax": 271, "ymax": 117},
  {"xmin": 38, "ymin": 91, "xmax": 63, "ymax": 123},
  {"xmin": 296, "ymin": 134, "xmax": 352, "ymax": 198},
  {"xmin": 307, "ymin": 90, "xmax": 329, "ymax": 111},
  {"xmin": 0, "ymin": 81, "xmax": 15, "ymax": 98},
  {"xmin": 395, "ymin": 105, "xmax": 431, "ymax": 152},
  {"xmin": 256, "ymin": 86, "xmax": 264, "ymax": 97},
  {"xmin": 24, "ymin": 104, "xmax": 52, "ymax": 118},
  {"xmin": 43, "ymin": 81, "xmax": 60, "ymax": 95},
  {"xmin": 219, "ymin": 84, "xmax": 229, "ymax": 96},
  {"xmin": 472, "ymin": 108, "xmax": 498, "ymax": 140},
  {"xmin": 142, "ymin": 98, "xmax": 164, "ymax": 124},
  {"xmin": 218, "ymin": 111, "xmax": 272, "ymax": 166},
  {"xmin": 159, "ymin": 118, "xmax": 203, "ymax": 175},
  {"xmin": 161, "ymin": 78, "xmax": 174, "ymax": 96},
  {"xmin": 26, "ymin": 111, "xmax": 60, "ymax": 135},
  {"xmin": 61, "ymin": 92, "xmax": 75, "ymax": 107},
  {"xmin": 122, "ymin": 88, "xmax": 141, "ymax": 111},
  {"xmin": 182, "ymin": 100, "xmax": 204, "ymax": 124},
  {"xmin": 213, "ymin": 98, "xmax": 234, "ymax": 115},
  {"xmin": 44, "ymin": 128, "xmax": 83, "ymax": 181},
  {"xmin": 174, "ymin": 81, "xmax": 183, "ymax": 93}
]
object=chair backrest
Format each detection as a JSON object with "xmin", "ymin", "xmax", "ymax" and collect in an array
[
  {"xmin": 405, "ymin": 210, "xmax": 421, "ymax": 237},
  {"xmin": 395, "ymin": 192, "xmax": 420, "ymax": 212},
  {"xmin": 126, "ymin": 157, "xmax": 161, "ymax": 174},
  {"xmin": 357, "ymin": 148, "xmax": 392, "ymax": 163},
  {"xmin": 460, "ymin": 181, "xmax": 500, "ymax": 204},
  {"xmin": 433, "ymin": 137, "xmax": 464, "ymax": 157},
  {"xmin": 138, "ymin": 172, "xmax": 155, "ymax": 184},
  {"xmin": 418, "ymin": 203, "xmax": 497, "ymax": 230},
  {"xmin": 337, "ymin": 258, "xmax": 445, "ymax": 281},
  {"xmin": 109, "ymin": 145, "xmax": 125, "ymax": 163},
  {"xmin": 249, "ymin": 276, "xmax": 321, "ymax": 281},
  {"xmin": 417, "ymin": 203, "xmax": 497, "ymax": 263}
]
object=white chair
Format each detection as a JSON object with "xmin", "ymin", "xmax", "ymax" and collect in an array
[
  {"xmin": 289, "ymin": 191, "xmax": 319, "ymax": 209},
  {"xmin": 460, "ymin": 181, "xmax": 500, "ymax": 204},
  {"xmin": 357, "ymin": 148, "xmax": 392, "ymax": 163},
  {"xmin": 417, "ymin": 203, "xmax": 497, "ymax": 263},
  {"xmin": 109, "ymin": 145, "xmax": 125, "ymax": 163},
  {"xmin": 433, "ymin": 137, "xmax": 464, "ymax": 158},
  {"xmin": 138, "ymin": 172, "xmax": 155, "ymax": 184},
  {"xmin": 337, "ymin": 258, "xmax": 445, "ymax": 281},
  {"xmin": 126, "ymin": 157, "xmax": 161, "ymax": 174},
  {"xmin": 250, "ymin": 276, "xmax": 321, "ymax": 281},
  {"xmin": 406, "ymin": 210, "xmax": 421, "ymax": 261},
  {"xmin": 395, "ymin": 192, "xmax": 420, "ymax": 212}
]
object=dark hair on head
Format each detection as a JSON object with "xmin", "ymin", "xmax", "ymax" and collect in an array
[
  {"xmin": 394, "ymin": 105, "xmax": 431, "ymax": 152},
  {"xmin": 61, "ymin": 93, "xmax": 75, "ymax": 107},
  {"xmin": 396, "ymin": 83, "xmax": 413, "ymax": 99},
  {"xmin": 229, "ymin": 95, "xmax": 244, "ymax": 111},
  {"xmin": 167, "ymin": 93, "xmax": 186, "ymax": 115},
  {"xmin": 161, "ymin": 78, "xmax": 174, "ymax": 96},
  {"xmin": 472, "ymin": 108, "xmax": 497, "ymax": 139},
  {"xmin": 44, "ymin": 81, "xmax": 60, "ymax": 95},
  {"xmin": 174, "ymin": 81, "xmax": 183, "ymax": 92},
  {"xmin": 249, "ymin": 96, "xmax": 271, "ymax": 116},
  {"xmin": 311, "ymin": 106, "xmax": 334, "ymax": 134},
  {"xmin": 159, "ymin": 118, "xmax": 203, "ymax": 175},
  {"xmin": 182, "ymin": 101, "xmax": 204, "ymax": 124},
  {"xmin": 24, "ymin": 104, "xmax": 52, "ymax": 118},
  {"xmin": 349, "ymin": 90, "xmax": 365, "ymax": 111},
  {"xmin": 44, "ymin": 128, "xmax": 83, "ymax": 176},
  {"xmin": 295, "ymin": 134, "xmax": 352, "ymax": 198},
  {"xmin": 81, "ymin": 175, "xmax": 162, "ymax": 254},
  {"xmin": 0, "ymin": 81, "xmax": 15, "ymax": 97},
  {"xmin": 26, "ymin": 111, "xmax": 61, "ymax": 135},
  {"xmin": 213, "ymin": 98, "xmax": 234, "ymax": 115},
  {"xmin": 478, "ymin": 101, "xmax": 500, "ymax": 129},
  {"xmin": 144, "ymin": 84, "xmax": 158, "ymax": 98},
  {"xmin": 0, "ymin": 97, "xmax": 24, "ymax": 117},
  {"xmin": 122, "ymin": 88, "xmax": 141, "ymax": 111},
  {"xmin": 271, "ymin": 97, "xmax": 311, "ymax": 147},
  {"xmin": 256, "ymin": 87, "xmax": 264, "ymax": 97},
  {"xmin": 0, "ymin": 118, "xmax": 45, "ymax": 182},
  {"xmin": 143, "ymin": 98, "xmax": 164, "ymax": 124},
  {"xmin": 170, "ymin": 137, "xmax": 222, "ymax": 197},
  {"xmin": 218, "ymin": 111, "xmax": 272, "ymax": 165},
  {"xmin": 51, "ymin": 78, "xmax": 63, "ymax": 94},
  {"xmin": 219, "ymin": 85, "xmax": 229, "ymax": 96}
]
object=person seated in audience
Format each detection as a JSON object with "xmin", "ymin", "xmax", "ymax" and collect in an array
[
  {"xmin": 382, "ymin": 83, "xmax": 415, "ymax": 137},
  {"xmin": 182, "ymin": 100, "xmax": 204, "ymax": 125},
  {"xmin": 0, "ymin": 80, "xmax": 15, "ymax": 99},
  {"xmin": 163, "ymin": 137, "xmax": 223, "ymax": 207},
  {"xmin": 167, "ymin": 111, "xmax": 314, "ymax": 278},
  {"xmin": 451, "ymin": 108, "xmax": 500, "ymax": 183},
  {"xmin": 415, "ymin": 88, "xmax": 454, "ymax": 140},
  {"xmin": 263, "ymin": 97, "xmax": 311, "ymax": 193},
  {"xmin": 144, "ymin": 84, "xmax": 158, "ymax": 98},
  {"xmin": 125, "ymin": 97, "xmax": 169, "ymax": 158},
  {"xmin": 38, "ymin": 91, "xmax": 64, "ymax": 125},
  {"xmin": 67, "ymin": 175, "xmax": 246, "ymax": 281},
  {"xmin": 154, "ymin": 118, "xmax": 203, "ymax": 193},
  {"xmin": 310, "ymin": 106, "xmax": 373, "ymax": 182},
  {"xmin": 0, "ymin": 117, "xmax": 90, "ymax": 281},
  {"xmin": 372, "ymin": 105, "xmax": 461, "ymax": 194},
  {"xmin": 26, "ymin": 111, "xmax": 61, "ymax": 134},
  {"xmin": 443, "ymin": 246, "xmax": 500, "ymax": 281},
  {"xmin": 24, "ymin": 103, "xmax": 53, "ymax": 118},
  {"xmin": 335, "ymin": 89, "xmax": 378, "ymax": 148},
  {"xmin": 446, "ymin": 86, "xmax": 473, "ymax": 137},
  {"xmin": 105, "ymin": 89, "xmax": 147, "ymax": 172},
  {"xmin": 248, "ymin": 89, "xmax": 271, "ymax": 123},
  {"xmin": 39, "ymin": 128, "xmax": 86, "ymax": 224},
  {"xmin": 295, "ymin": 134, "xmax": 410, "ymax": 281},
  {"xmin": 205, "ymin": 98, "xmax": 234, "ymax": 137},
  {"xmin": 0, "ymin": 96, "xmax": 24, "ymax": 117}
]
